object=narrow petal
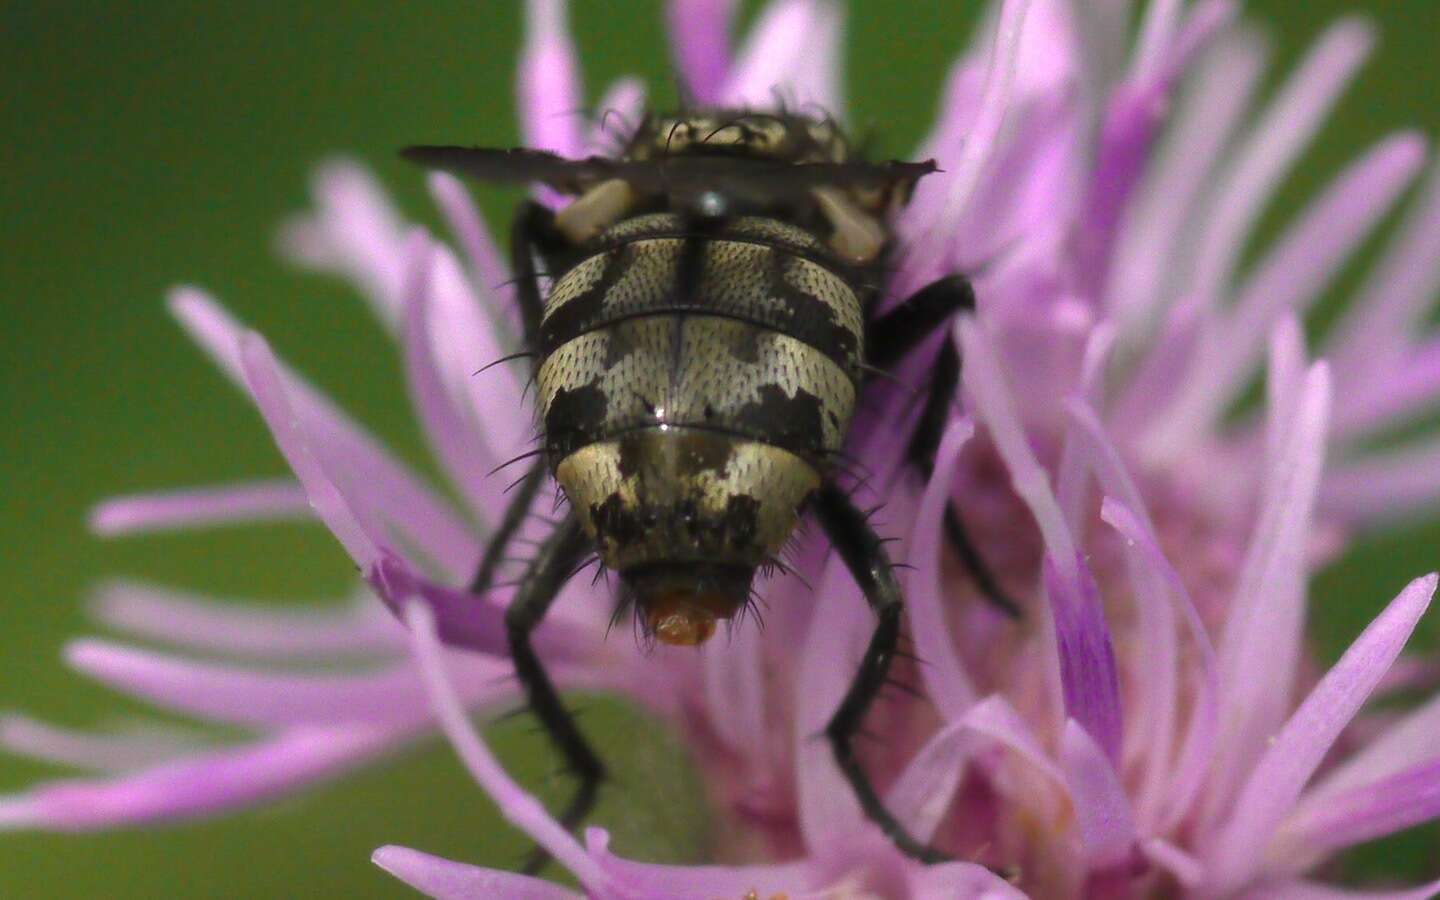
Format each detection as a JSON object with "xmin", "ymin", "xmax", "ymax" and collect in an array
[
  {"xmin": 1323, "ymin": 437, "xmax": 1440, "ymax": 522},
  {"xmin": 173, "ymin": 289, "xmax": 478, "ymax": 577},
  {"xmin": 62, "ymin": 639, "xmax": 510, "ymax": 727},
  {"xmin": 589, "ymin": 828, "xmax": 817, "ymax": 898},
  {"xmin": 425, "ymin": 171, "xmax": 517, "ymax": 335},
  {"xmin": 400, "ymin": 232, "xmax": 501, "ymax": 516},
  {"xmin": 1204, "ymin": 573, "xmax": 1437, "ymax": 893},
  {"xmin": 402, "ymin": 603, "xmax": 612, "ymax": 893},
  {"xmin": 89, "ymin": 480, "xmax": 312, "ymax": 536},
  {"xmin": 237, "ymin": 331, "xmax": 382, "ymax": 569},
  {"xmin": 519, "ymin": 0, "xmax": 583, "ymax": 160},
  {"xmin": 1209, "ymin": 363, "xmax": 1331, "ymax": 814},
  {"xmin": 0, "ymin": 715, "xmax": 207, "ymax": 773},
  {"xmin": 1328, "ymin": 162, "xmax": 1440, "ymax": 389},
  {"xmin": 961, "ymin": 695, "xmax": 1066, "ymax": 790},
  {"xmin": 720, "ymin": 0, "xmax": 842, "ymax": 113},
  {"xmin": 1099, "ymin": 497, "xmax": 1219, "ymax": 834},
  {"xmin": 366, "ymin": 552, "xmax": 598, "ymax": 661},
  {"xmin": 1239, "ymin": 878, "xmax": 1440, "ymax": 900},
  {"xmin": 905, "ymin": 417, "xmax": 980, "ymax": 718},
  {"xmin": 1184, "ymin": 18, "xmax": 1374, "ymax": 307},
  {"xmin": 1278, "ymin": 756, "xmax": 1440, "ymax": 861},
  {"xmin": 908, "ymin": 860, "xmax": 1030, "ymax": 900},
  {"xmin": 1303, "ymin": 691, "xmax": 1440, "ymax": 808},
  {"xmin": 700, "ymin": 620, "xmax": 768, "ymax": 764},
  {"xmin": 1046, "ymin": 556, "xmax": 1124, "ymax": 763},
  {"xmin": 885, "ymin": 718, "xmax": 972, "ymax": 844},
  {"xmin": 1141, "ymin": 838, "xmax": 1203, "ymax": 889},
  {"xmin": 0, "ymin": 724, "xmax": 407, "ymax": 831},
  {"xmin": 902, "ymin": 0, "xmax": 1034, "ymax": 294},
  {"xmin": 586, "ymin": 77, "xmax": 646, "ymax": 156},
  {"xmin": 277, "ymin": 160, "xmax": 410, "ymax": 329},
  {"xmin": 667, "ymin": 0, "xmax": 737, "ymax": 105},
  {"xmin": 1059, "ymin": 719, "xmax": 1137, "ymax": 870},
  {"xmin": 1148, "ymin": 133, "xmax": 1425, "ymax": 454},
  {"xmin": 793, "ymin": 556, "xmax": 870, "ymax": 847},
  {"xmin": 371, "ymin": 845, "xmax": 579, "ymax": 900},
  {"xmin": 1106, "ymin": 28, "xmax": 1266, "ymax": 339},
  {"xmin": 1334, "ymin": 338, "xmax": 1440, "ymax": 440},
  {"xmin": 91, "ymin": 580, "xmax": 403, "ymax": 659}
]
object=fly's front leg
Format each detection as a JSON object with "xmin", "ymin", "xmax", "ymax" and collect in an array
[
  {"xmin": 812, "ymin": 481, "xmax": 947, "ymax": 865},
  {"xmin": 503, "ymin": 512, "xmax": 605, "ymax": 873}
]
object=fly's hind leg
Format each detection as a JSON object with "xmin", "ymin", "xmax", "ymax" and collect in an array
[
  {"xmin": 812, "ymin": 481, "xmax": 948, "ymax": 864},
  {"xmin": 867, "ymin": 274, "xmax": 1020, "ymax": 618},
  {"xmin": 503, "ymin": 512, "xmax": 605, "ymax": 874}
]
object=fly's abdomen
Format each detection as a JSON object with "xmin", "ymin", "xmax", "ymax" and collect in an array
[{"xmin": 536, "ymin": 214, "xmax": 863, "ymax": 574}]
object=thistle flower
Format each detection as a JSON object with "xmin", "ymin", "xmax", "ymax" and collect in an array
[{"xmin": 7, "ymin": 0, "xmax": 1440, "ymax": 897}]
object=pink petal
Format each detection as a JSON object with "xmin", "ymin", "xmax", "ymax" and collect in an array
[
  {"xmin": 1105, "ymin": 28, "xmax": 1265, "ymax": 340},
  {"xmin": 666, "ymin": 0, "xmax": 737, "ymax": 105},
  {"xmin": 1099, "ymin": 497, "xmax": 1219, "ymax": 834},
  {"xmin": 908, "ymin": 860, "xmax": 1030, "ymax": 900},
  {"xmin": 1207, "ymin": 363, "xmax": 1330, "ymax": 816},
  {"xmin": 585, "ymin": 78, "xmax": 646, "ymax": 156},
  {"xmin": 588, "ymin": 828, "xmax": 817, "ymax": 898},
  {"xmin": 1323, "ymin": 436, "xmax": 1440, "ymax": 522},
  {"xmin": 1141, "ymin": 838, "xmax": 1203, "ymax": 889},
  {"xmin": 1203, "ymin": 573, "xmax": 1437, "ymax": 893},
  {"xmin": 905, "ymin": 417, "xmax": 980, "ymax": 718},
  {"xmin": 1238, "ymin": 878, "xmax": 1440, "ymax": 900},
  {"xmin": 1152, "ymin": 132, "xmax": 1425, "ymax": 453},
  {"xmin": 421, "ymin": 236, "xmax": 532, "ymax": 484},
  {"xmin": 237, "ymin": 331, "xmax": 381, "ymax": 569},
  {"xmin": 1303, "ymin": 691, "xmax": 1440, "ymax": 808},
  {"xmin": 901, "ymin": 0, "xmax": 1034, "ymax": 295},
  {"xmin": 720, "ymin": 0, "xmax": 842, "ymax": 113},
  {"xmin": 172, "ymin": 288, "xmax": 478, "ymax": 577},
  {"xmin": 1059, "ymin": 719, "xmax": 1137, "ymax": 870},
  {"xmin": 1334, "ymin": 338, "xmax": 1440, "ymax": 441},
  {"xmin": 91, "ymin": 580, "xmax": 403, "ymax": 660},
  {"xmin": 961, "ymin": 695, "xmax": 1066, "ymax": 790},
  {"xmin": 89, "ymin": 480, "xmax": 312, "ymax": 535},
  {"xmin": 371, "ymin": 845, "xmax": 580, "ymax": 900},
  {"xmin": 0, "ymin": 715, "xmax": 207, "ymax": 773},
  {"xmin": 1278, "ymin": 755, "xmax": 1440, "ymax": 862},
  {"xmin": 793, "ymin": 556, "xmax": 871, "ymax": 847},
  {"xmin": 700, "ymin": 619, "xmax": 768, "ymax": 765},
  {"xmin": 1076, "ymin": 1, "xmax": 1235, "ymax": 294},
  {"xmin": 367, "ymin": 551, "xmax": 595, "ymax": 661},
  {"xmin": 1183, "ymin": 18, "xmax": 1374, "ymax": 308},
  {"xmin": 1328, "ymin": 162, "xmax": 1440, "ymax": 389},
  {"xmin": 424, "ymin": 171, "xmax": 518, "ymax": 336},
  {"xmin": 400, "ymin": 232, "xmax": 501, "ymax": 516},
  {"xmin": 277, "ymin": 160, "xmax": 410, "ymax": 329},
  {"xmin": 0, "ymin": 724, "xmax": 408, "ymax": 831},
  {"xmin": 62, "ymin": 638, "xmax": 510, "ymax": 727},
  {"xmin": 402, "ymin": 603, "xmax": 612, "ymax": 894},
  {"xmin": 519, "ymin": 0, "xmax": 583, "ymax": 161},
  {"xmin": 885, "ymin": 717, "xmax": 972, "ymax": 844},
  {"xmin": 1045, "ymin": 556, "xmax": 1123, "ymax": 763}
]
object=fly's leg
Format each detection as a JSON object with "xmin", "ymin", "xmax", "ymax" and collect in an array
[
  {"xmin": 812, "ymin": 481, "xmax": 948, "ymax": 864},
  {"xmin": 906, "ymin": 340, "xmax": 1021, "ymax": 619},
  {"xmin": 469, "ymin": 462, "xmax": 547, "ymax": 594},
  {"xmin": 503, "ymin": 512, "xmax": 604, "ymax": 874},
  {"xmin": 465, "ymin": 201, "xmax": 567, "ymax": 594},
  {"xmin": 867, "ymin": 274, "xmax": 1020, "ymax": 617}
]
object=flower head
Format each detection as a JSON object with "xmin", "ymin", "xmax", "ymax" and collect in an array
[{"xmin": 7, "ymin": 0, "xmax": 1440, "ymax": 897}]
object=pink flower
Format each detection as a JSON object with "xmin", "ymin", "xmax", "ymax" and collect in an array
[{"xmin": 7, "ymin": 0, "xmax": 1440, "ymax": 896}]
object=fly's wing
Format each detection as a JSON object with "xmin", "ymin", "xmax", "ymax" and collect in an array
[{"xmin": 402, "ymin": 144, "xmax": 938, "ymax": 198}]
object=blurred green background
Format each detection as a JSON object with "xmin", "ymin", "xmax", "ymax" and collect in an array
[{"xmin": 2, "ymin": 1, "xmax": 1438, "ymax": 896}]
